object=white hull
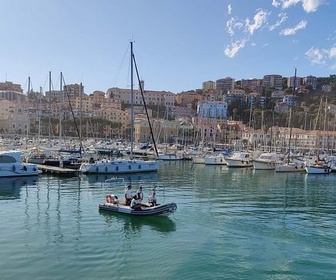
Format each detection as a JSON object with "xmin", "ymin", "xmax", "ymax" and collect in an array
[
  {"xmin": 79, "ymin": 159, "xmax": 159, "ymax": 174},
  {"xmin": 275, "ymin": 162, "xmax": 305, "ymax": 172},
  {"xmin": 226, "ymin": 151, "xmax": 253, "ymax": 168},
  {"xmin": 253, "ymin": 153, "xmax": 284, "ymax": 170},
  {"xmin": 226, "ymin": 159, "xmax": 253, "ymax": 167},
  {"xmin": 0, "ymin": 150, "xmax": 40, "ymax": 178},
  {"xmin": 253, "ymin": 160, "xmax": 276, "ymax": 170},
  {"xmin": 305, "ymin": 165, "xmax": 331, "ymax": 174},
  {"xmin": 192, "ymin": 156, "xmax": 205, "ymax": 164},
  {"xmin": 204, "ymin": 156, "xmax": 227, "ymax": 165}
]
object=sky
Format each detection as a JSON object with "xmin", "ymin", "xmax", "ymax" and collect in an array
[{"xmin": 0, "ymin": 0, "xmax": 335, "ymax": 94}]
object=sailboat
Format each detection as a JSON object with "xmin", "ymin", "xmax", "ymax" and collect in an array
[
  {"xmin": 305, "ymin": 97, "xmax": 331, "ymax": 174},
  {"xmin": 79, "ymin": 42, "xmax": 159, "ymax": 174},
  {"xmin": 275, "ymin": 107, "xmax": 305, "ymax": 172}
]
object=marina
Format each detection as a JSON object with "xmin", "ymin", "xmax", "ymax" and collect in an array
[{"xmin": 1, "ymin": 161, "xmax": 336, "ymax": 279}]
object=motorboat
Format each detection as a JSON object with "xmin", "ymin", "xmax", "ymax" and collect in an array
[
  {"xmin": 225, "ymin": 151, "xmax": 253, "ymax": 168},
  {"xmin": 275, "ymin": 158, "xmax": 306, "ymax": 172},
  {"xmin": 0, "ymin": 150, "xmax": 40, "ymax": 178},
  {"xmin": 99, "ymin": 200, "xmax": 177, "ymax": 216},
  {"xmin": 305, "ymin": 163, "xmax": 331, "ymax": 174},
  {"xmin": 192, "ymin": 154, "xmax": 205, "ymax": 164},
  {"xmin": 204, "ymin": 153, "xmax": 227, "ymax": 165},
  {"xmin": 304, "ymin": 154, "xmax": 331, "ymax": 174},
  {"xmin": 253, "ymin": 152, "xmax": 284, "ymax": 170}
]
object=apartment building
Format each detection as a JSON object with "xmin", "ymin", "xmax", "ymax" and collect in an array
[
  {"xmin": 202, "ymin": 80, "xmax": 216, "ymax": 91},
  {"xmin": 0, "ymin": 99, "xmax": 30, "ymax": 134},
  {"xmin": 106, "ymin": 81, "xmax": 175, "ymax": 107},
  {"xmin": 216, "ymin": 77, "xmax": 235, "ymax": 94},
  {"xmin": 197, "ymin": 101, "xmax": 228, "ymax": 119},
  {"xmin": 263, "ymin": 74, "xmax": 283, "ymax": 90}
]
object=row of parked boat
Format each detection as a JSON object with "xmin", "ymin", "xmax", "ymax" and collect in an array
[
  {"xmin": 192, "ymin": 150, "xmax": 336, "ymax": 174},
  {"xmin": 1, "ymin": 146, "xmax": 335, "ymax": 179}
]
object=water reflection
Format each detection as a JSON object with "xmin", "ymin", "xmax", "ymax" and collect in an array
[
  {"xmin": 0, "ymin": 176, "xmax": 38, "ymax": 200},
  {"xmin": 99, "ymin": 210, "xmax": 176, "ymax": 234},
  {"xmin": 81, "ymin": 172, "xmax": 158, "ymax": 184}
]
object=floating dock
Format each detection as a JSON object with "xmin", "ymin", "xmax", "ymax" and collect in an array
[{"xmin": 36, "ymin": 164, "xmax": 79, "ymax": 176}]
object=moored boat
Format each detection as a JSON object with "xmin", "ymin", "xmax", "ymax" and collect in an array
[
  {"xmin": 0, "ymin": 150, "xmax": 40, "ymax": 178},
  {"xmin": 79, "ymin": 158, "xmax": 159, "ymax": 174},
  {"xmin": 253, "ymin": 152, "xmax": 284, "ymax": 170},
  {"xmin": 226, "ymin": 151, "xmax": 253, "ymax": 168},
  {"xmin": 275, "ymin": 158, "xmax": 305, "ymax": 172},
  {"xmin": 305, "ymin": 154, "xmax": 331, "ymax": 174},
  {"xmin": 305, "ymin": 164, "xmax": 331, "ymax": 174},
  {"xmin": 79, "ymin": 42, "xmax": 159, "ymax": 175},
  {"xmin": 192, "ymin": 154, "xmax": 205, "ymax": 164},
  {"xmin": 204, "ymin": 153, "xmax": 227, "ymax": 165}
]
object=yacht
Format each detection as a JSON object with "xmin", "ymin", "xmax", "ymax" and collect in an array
[
  {"xmin": 253, "ymin": 152, "xmax": 284, "ymax": 170},
  {"xmin": 225, "ymin": 151, "xmax": 253, "ymax": 168},
  {"xmin": 0, "ymin": 150, "xmax": 40, "ymax": 178}
]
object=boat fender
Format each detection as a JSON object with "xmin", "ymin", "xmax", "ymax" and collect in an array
[
  {"xmin": 105, "ymin": 166, "xmax": 108, "ymax": 172},
  {"xmin": 116, "ymin": 166, "xmax": 119, "ymax": 171},
  {"xmin": 128, "ymin": 165, "xmax": 131, "ymax": 170},
  {"xmin": 23, "ymin": 165, "xmax": 27, "ymax": 171},
  {"xmin": 138, "ymin": 164, "xmax": 141, "ymax": 169},
  {"xmin": 12, "ymin": 165, "xmax": 16, "ymax": 172},
  {"xmin": 241, "ymin": 160, "xmax": 244, "ymax": 164},
  {"xmin": 96, "ymin": 167, "xmax": 99, "ymax": 173}
]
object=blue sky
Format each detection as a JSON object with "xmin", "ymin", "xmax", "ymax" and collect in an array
[{"xmin": 1, "ymin": 0, "xmax": 335, "ymax": 94}]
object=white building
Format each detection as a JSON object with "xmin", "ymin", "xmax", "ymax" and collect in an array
[{"xmin": 197, "ymin": 101, "xmax": 228, "ymax": 119}]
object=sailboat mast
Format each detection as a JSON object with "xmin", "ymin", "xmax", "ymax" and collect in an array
[
  {"xmin": 38, "ymin": 87, "xmax": 42, "ymax": 145},
  {"xmin": 287, "ymin": 107, "xmax": 292, "ymax": 164},
  {"xmin": 27, "ymin": 76, "xmax": 31, "ymax": 139},
  {"xmin": 80, "ymin": 82, "xmax": 83, "ymax": 142},
  {"xmin": 59, "ymin": 72, "xmax": 63, "ymax": 143},
  {"xmin": 48, "ymin": 71, "xmax": 52, "ymax": 142},
  {"xmin": 130, "ymin": 41, "xmax": 134, "ymax": 159}
]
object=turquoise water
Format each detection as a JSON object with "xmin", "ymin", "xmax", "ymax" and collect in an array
[{"xmin": 1, "ymin": 162, "xmax": 336, "ymax": 280}]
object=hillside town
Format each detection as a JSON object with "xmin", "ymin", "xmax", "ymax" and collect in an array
[{"xmin": 0, "ymin": 73, "xmax": 336, "ymax": 152}]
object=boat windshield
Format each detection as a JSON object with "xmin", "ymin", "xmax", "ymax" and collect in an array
[{"xmin": 0, "ymin": 155, "xmax": 16, "ymax": 163}]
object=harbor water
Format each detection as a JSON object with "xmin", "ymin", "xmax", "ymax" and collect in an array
[{"xmin": 1, "ymin": 161, "xmax": 336, "ymax": 280}]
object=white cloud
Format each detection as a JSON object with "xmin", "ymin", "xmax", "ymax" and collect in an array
[
  {"xmin": 224, "ymin": 39, "xmax": 247, "ymax": 58},
  {"xmin": 227, "ymin": 4, "xmax": 232, "ymax": 15},
  {"xmin": 272, "ymin": 0, "xmax": 281, "ymax": 7},
  {"xmin": 245, "ymin": 9, "xmax": 269, "ymax": 35},
  {"xmin": 272, "ymin": 0, "xmax": 324, "ymax": 12},
  {"xmin": 226, "ymin": 17, "xmax": 244, "ymax": 36},
  {"xmin": 269, "ymin": 12, "xmax": 288, "ymax": 31},
  {"xmin": 306, "ymin": 45, "xmax": 336, "ymax": 68},
  {"xmin": 280, "ymin": 20, "xmax": 307, "ymax": 35},
  {"xmin": 281, "ymin": 0, "xmax": 301, "ymax": 9},
  {"xmin": 305, "ymin": 47, "xmax": 326, "ymax": 64},
  {"xmin": 329, "ymin": 45, "xmax": 336, "ymax": 58},
  {"xmin": 302, "ymin": 0, "xmax": 324, "ymax": 13}
]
